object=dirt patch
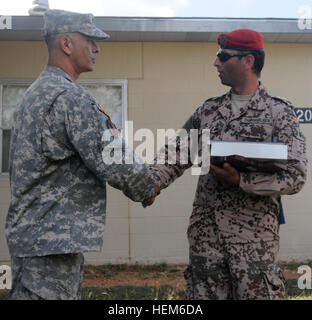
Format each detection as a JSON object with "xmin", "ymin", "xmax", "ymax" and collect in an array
[
  {"xmin": 82, "ymin": 265, "xmax": 186, "ymax": 290},
  {"xmin": 82, "ymin": 264, "xmax": 300, "ymax": 290},
  {"xmin": 282, "ymin": 269, "xmax": 301, "ymax": 280}
]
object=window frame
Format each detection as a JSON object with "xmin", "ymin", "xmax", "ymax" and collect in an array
[
  {"xmin": 0, "ymin": 78, "xmax": 128, "ymax": 178},
  {"xmin": 78, "ymin": 79, "xmax": 128, "ymax": 129},
  {"xmin": 0, "ymin": 79, "xmax": 33, "ymax": 179}
]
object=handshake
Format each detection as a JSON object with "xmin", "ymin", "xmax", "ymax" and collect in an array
[
  {"xmin": 141, "ymin": 162, "xmax": 241, "ymax": 208},
  {"xmin": 142, "ymin": 183, "xmax": 160, "ymax": 208}
]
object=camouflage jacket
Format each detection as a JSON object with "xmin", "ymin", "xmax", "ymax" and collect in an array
[
  {"xmin": 6, "ymin": 65, "xmax": 155, "ymax": 257},
  {"xmin": 150, "ymin": 82, "xmax": 307, "ymax": 243}
]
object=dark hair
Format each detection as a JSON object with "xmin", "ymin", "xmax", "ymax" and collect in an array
[
  {"xmin": 43, "ymin": 34, "xmax": 65, "ymax": 54},
  {"xmin": 239, "ymin": 50, "xmax": 265, "ymax": 77},
  {"xmin": 43, "ymin": 34, "xmax": 57, "ymax": 51}
]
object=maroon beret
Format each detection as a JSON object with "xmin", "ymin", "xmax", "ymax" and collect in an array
[{"xmin": 217, "ymin": 29, "xmax": 264, "ymax": 51}]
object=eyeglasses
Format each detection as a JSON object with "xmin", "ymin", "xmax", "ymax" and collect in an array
[{"xmin": 216, "ymin": 51, "xmax": 249, "ymax": 63}]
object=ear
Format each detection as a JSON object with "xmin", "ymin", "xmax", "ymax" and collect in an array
[
  {"xmin": 60, "ymin": 35, "xmax": 73, "ymax": 56},
  {"xmin": 244, "ymin": 54, "xmax": 255, "ymax": 70}
]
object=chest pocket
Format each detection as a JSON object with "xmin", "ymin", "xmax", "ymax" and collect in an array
[
  {"xmin": 208, "ymin": 122, "xmax": 225, "ymax": 140},
  {"xmin": 238, "ymin": 123, "xmax": 274, "ymax": 142}
]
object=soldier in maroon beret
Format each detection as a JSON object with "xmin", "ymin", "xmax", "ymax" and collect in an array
[
  {"xmin": 215, "ymin": 29, "xmax": 265, "ymax": 89},
  {"xmin": 147, "ymin": 29, "xmax": 307, "ymax": 300}
]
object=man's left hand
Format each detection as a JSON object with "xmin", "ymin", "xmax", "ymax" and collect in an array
[{"xmin": 210, "ymin": 163, "xmax": 240, "ymax": 185}]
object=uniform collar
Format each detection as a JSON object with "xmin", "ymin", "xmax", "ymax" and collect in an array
[
  {"xmin": 243, "ymin": 81, "xmax": 269, "ymax": 111},
  {"xmin": 44, "ymin": 65, "xmax": 74, "ymax": 83},
  {"xmin": 218, "ymin": 81, "xmax": 269, "ymax": 121}
]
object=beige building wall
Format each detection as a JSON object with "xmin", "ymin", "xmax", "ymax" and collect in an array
[{"xmin": 0, "ymin": 41, "xmax": 311, "ymax": 264}]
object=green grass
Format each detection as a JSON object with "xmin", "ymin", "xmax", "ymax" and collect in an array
[
  {"xmin": 1, "ymin": 281, "xmax": 311, "ymax": 300},
  {"xmin": 81, "ymin": 286, "xmax": 185, "ymax": 300},
  {"xmin": 279, "ymin": 260, "xmax": 312, "ymax": 270},
  {"xmin": 84, "ymin": 262, "xmax": 179, "ymax": 279},
  {"xmin": 80, "ymin": 279, "xmax": 312, "ymax": 300},
  {"xmin": 0, "ymin": 286, "xmax": 185, "ymax": 301},
  {"xmin": 0, "ymin": 290, "xmax": 9, "ymax": 300},
  {"xmin": 1, "ymin": 262, "xmax": 312, "ymax": 300},
  {"xmin": 284, "ymin": 279, "xmax": 312, "ymax": 300}
]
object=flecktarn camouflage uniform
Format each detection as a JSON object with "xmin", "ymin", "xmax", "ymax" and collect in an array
[
  {"xmin": 150, "ymin": 82, "xmax": 307, "ymax": 300},
  {"xmin": 6, "ymin": 66, "xmax": 155, "ymax": 299}
]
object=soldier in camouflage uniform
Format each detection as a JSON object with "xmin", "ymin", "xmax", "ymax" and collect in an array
[
  {"xmin": 6, "ymin": 10, "xmax": 157, "ymax": 300},
  {"xmin": 148, "ymin": 29, "xmax": 307, "ymax": 299}
]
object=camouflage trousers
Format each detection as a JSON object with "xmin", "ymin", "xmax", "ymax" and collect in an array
[
  {"xmin": 9, "ymin": 253, "xmax": 84, "ymax": 300},
  {"xmin": 184, "ymin": 213, "xmax": 285, "ymax": 300}
]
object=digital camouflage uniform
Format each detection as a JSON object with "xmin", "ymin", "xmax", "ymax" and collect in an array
[
  {"xmin": 9, "ymin": 254, "xmax": 84, "ymax": 300},
  {"xmin": 6, "ymin": 65, "xmax": 155, "ymax": 299},
  {"xmin": 150, "ymin": 82, "xmax": 307, "ymax": 300}
]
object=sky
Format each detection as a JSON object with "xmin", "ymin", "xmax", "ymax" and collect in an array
[{"xmin": 1, "ymin": 0, "xmax": 312, "ymax": 19}]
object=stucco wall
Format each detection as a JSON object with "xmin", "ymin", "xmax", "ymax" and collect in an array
[{"xmin": 0, "ymin": 41, "xmax": 311, "ymax": 264}]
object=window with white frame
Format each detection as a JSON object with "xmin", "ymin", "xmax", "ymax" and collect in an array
[{"xmin": 0, "ymin": 79, "xmax": 128, "ymax": 174}]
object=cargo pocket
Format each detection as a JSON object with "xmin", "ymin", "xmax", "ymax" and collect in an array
[
  {"xmin": 190, "ymin": 255, "xmax": 209, "ymax": 281},
  {"xmin": 262, "ymin": 267, "xmax": 286, "ymax": 300}
]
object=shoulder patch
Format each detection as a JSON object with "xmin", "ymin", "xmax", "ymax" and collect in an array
[
  {"xmin": 96, "ymin": 103, "xmax": 112, "ymax": 119},
  {"xmin": 291, "ymin": 112, "xmax": 299, "ymax": 122},
  {"xmin": 95, "ymin": 102, "xmax": 118, "ymax": 133}
]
